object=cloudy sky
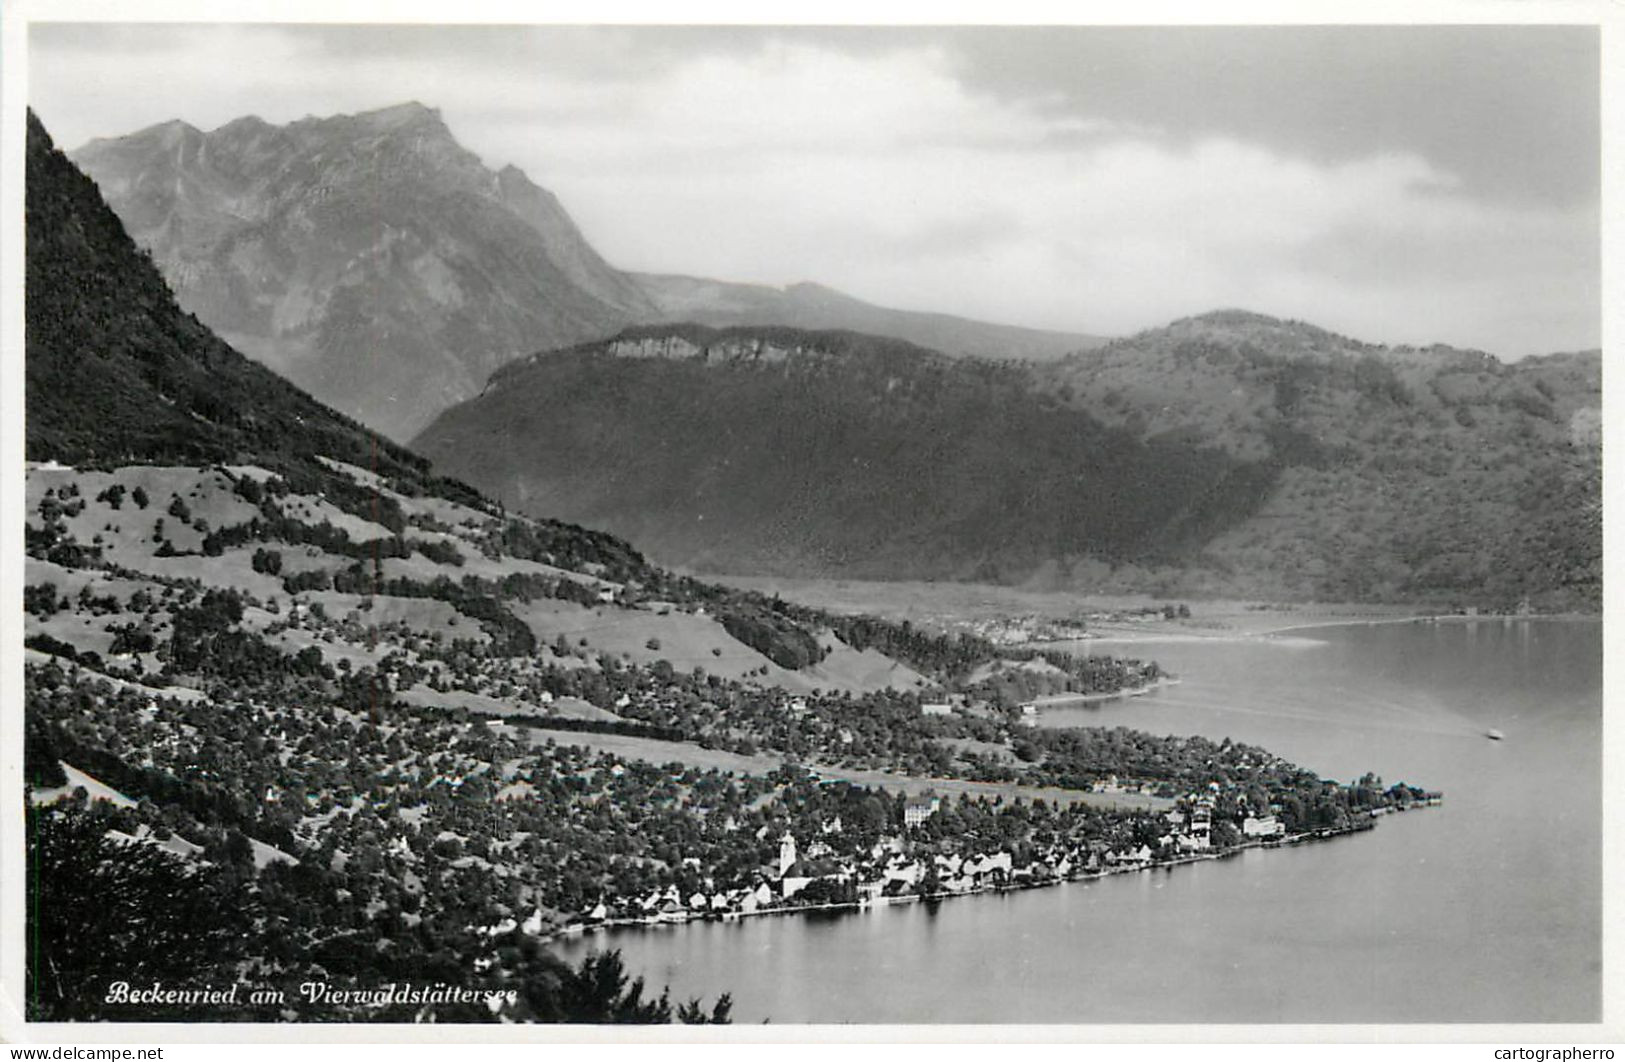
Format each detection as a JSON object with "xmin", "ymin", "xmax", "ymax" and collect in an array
[{"xmin": 28, "ymin": 21, "xmax": 1600, "ymax": 355}]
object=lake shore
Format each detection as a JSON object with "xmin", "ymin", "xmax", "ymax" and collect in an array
[
  {"xmin": 1032, "ymin": 609, "xmax": 1597, "ymax": 648},
  {"xmin": 545, "ymin": 805, "xmax": 1436, "ymax": 946}
]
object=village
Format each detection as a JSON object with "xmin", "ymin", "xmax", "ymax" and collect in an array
[
  {"xmin": 519, "ymin": 777, "xmax": 1442, "ymax": 940},
  {"xmin": 957, "ymin": 605, "xmax": 1193, "ymax": 648}
]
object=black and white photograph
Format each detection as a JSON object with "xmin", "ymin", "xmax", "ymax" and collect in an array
[{"xmin": 1, "ymin": 1, "xmax": 1614, "ymax": 1047}]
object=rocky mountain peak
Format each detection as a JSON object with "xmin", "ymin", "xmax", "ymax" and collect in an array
[
  {"xmin": 354, "ymin": 99, "xmax": 444, "ymax": 130},
  {"xmin": 71, "ymin": 103, "xmax": 652, "ymax": 443}
]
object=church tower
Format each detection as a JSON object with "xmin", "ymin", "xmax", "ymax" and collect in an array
[{"xmin": 778, "ymin": 832, "xmax": 798, "ymax": 876}]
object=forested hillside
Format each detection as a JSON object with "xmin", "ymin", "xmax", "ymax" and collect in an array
[
  {"xmin": 414, "ymin": 325, "xmax": 1256, "ymax": 582},
  {"xmin": 416, "ymin": 319, "xmax": 1600, "ymax": 609},
  {"xmin": 1038, "ymin": 311, "xmax": 1601, "ymax": 605}
]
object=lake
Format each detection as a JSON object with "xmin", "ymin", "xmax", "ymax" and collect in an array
[{"xmin": 554, "ymin": 618, "xmax": 1602, "ymax": 1023}]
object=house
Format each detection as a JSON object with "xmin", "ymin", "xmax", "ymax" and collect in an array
[
  {"xmin": 921, "ymin": 702, "xmax": 953, "ymax": 717},
  {"xmin": 904, "ymin": 794, "xmax": 941, "ymax": 827},
  {"xmin": 964, "ymin": 851, "xmax": 1013, "ymax": 879},
  {"xmin": 1115, "ymin": 845, "xmax": 1153, "ymax": 869},
  {"xmin": 782, "ymin": 875, "xmax": 813, "ymax": 900},
  {"xmin": 741, "ymin": 882, "xmax": 775, "ymax": 914}
]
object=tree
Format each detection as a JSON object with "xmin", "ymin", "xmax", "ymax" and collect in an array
[
  {"xmin": 502, "ymin": 943, "xmax": 731, "ymax": 1024},
  {"xmin": 26, "ymin": 803, "xmax": 256, "ymax": 1020},
  {"xmin": 24, "ymin": 714, "xmax": 67, "ymax": 788},
  {"xmin": 677, "ymin": 993, "xmax": 734, "ymax": 1024}
]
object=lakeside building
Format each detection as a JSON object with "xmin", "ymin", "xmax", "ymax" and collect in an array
[{"xmin": 1243, "ymin": 814, "xmax": 1285, "ymax": 838}]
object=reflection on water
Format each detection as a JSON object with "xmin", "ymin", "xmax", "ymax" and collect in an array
[{"xmin": 555, "ymin": 619, "xmax": 1600, "ymax": 1023}]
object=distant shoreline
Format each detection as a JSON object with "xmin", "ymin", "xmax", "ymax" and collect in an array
[
  {"xmin": 707, "ymin": 574, "xmax": 1597, "ymax": 648},
  {"xmin": 1261, "ymin": 611, "xmax": 1599, "ymax": 638},
  {"xmin": 1025, "ymin": 676, "xmax": 1181, "ymax": 707},
  {"xmin": 1035, "ymin": 611, "xmax": 1598, "ymax": 648}
]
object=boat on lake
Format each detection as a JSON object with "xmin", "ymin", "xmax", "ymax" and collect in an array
[{"xmin": 1486, "ymin": 728, "xmax": 1505, "ymax": 741}]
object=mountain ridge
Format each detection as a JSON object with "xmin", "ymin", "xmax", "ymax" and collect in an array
[
  {"xmin": 418, "ymin": 317, "xmax": 1599, "ymax": 608},
  {"xmin": 70, "ymin": 102, "xmax": 1109, "ymax": 442},
  {"xmin": 630, "ymin": 273, "xmax": 1104, "ymax": 361}
]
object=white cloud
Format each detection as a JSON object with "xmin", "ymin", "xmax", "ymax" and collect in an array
[{"xmin": 30, "ymin": 27, "xmax": 1598, "ymax": 355}]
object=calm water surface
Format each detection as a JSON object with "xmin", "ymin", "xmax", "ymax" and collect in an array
[{"xmin": 556, "ymin": 619, "xmax": 1601, "ymax": 1023}]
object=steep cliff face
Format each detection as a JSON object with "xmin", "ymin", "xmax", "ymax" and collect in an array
[
  {"xmin": 631, "ymin": 274, "xmax": 1103, "ymax": 361},
  {"xmin": 71, "ymin": 102, "xmax": 655, "ymax": 442}
]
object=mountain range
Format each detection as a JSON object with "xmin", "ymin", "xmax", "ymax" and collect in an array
[
  {"xmin": 414, "ymin": 319, "xmax": 1599, "ymax": 608},
  {"xmin": 70, "ymin": 102, "xmax": 1101, "ymax": 442},
  {"xmin": 61, "ymin": 101, "xmax": 1600, "ymax": 609}
]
